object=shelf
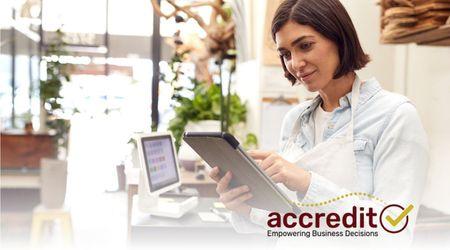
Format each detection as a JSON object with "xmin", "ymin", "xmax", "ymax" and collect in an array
[{"xmin": 382, "ymin": 24, "xmax": 450, "ymax": 46}]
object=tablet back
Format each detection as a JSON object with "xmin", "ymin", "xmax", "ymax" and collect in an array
[{"xmin": 183, "ymin": 132, "xmax": 293, "ymax": 213}]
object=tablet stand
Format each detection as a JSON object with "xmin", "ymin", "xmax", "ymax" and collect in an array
[{"xmin": 137, "ymin": 171, "xmax": 198, "ymax": 218}]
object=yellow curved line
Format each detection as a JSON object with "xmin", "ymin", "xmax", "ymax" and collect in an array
[{"xmin": 293, "ymin": 192, "xmax": 387, "ymax": 207}]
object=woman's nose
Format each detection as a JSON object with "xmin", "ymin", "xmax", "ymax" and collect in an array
[{"xmin": 291, "ymin": 54, "xmax": 307, "ymax": 72}]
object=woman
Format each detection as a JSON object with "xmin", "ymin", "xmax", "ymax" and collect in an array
[{"xmin": 209, "ymin": 0, "xmax": 428, "ymax": 246}]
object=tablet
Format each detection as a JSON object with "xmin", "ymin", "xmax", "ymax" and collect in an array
[{"xmin": 183, "ymin": 132, "xmax": 295, "ymax": 213}]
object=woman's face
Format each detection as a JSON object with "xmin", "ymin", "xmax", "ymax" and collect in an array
[{"xmin": 275, "ymin": 21, "xmax": 340, "ymax": 92}]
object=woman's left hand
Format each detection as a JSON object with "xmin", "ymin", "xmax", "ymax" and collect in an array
[{"xmin": 248, "ymin": 150, "xmax": 311, "ymax": 194}]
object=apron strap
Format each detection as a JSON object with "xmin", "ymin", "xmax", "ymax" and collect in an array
[
  {"xmin": 346, "ymin": 75, "xmax": 361, "ymax": 139},
  {"xmin": 288, "ymin": 74, "xmax": 362, "ymax": 142}
]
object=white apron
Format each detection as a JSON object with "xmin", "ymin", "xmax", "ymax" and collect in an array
[
  {"xmin": 281, "ymin": 76, "xmax": 362, "ymax": 193},
  {"xmin": 272, "ymin": 77, "xmax": 363, "ymax": 250}
]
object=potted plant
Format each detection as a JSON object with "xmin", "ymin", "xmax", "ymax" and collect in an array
[
  {"xmin": 163, "ymin": 53, "xmax": 257, "ymax": 170},
  {"xmin": 39, "ymin": 29, "xmax": 75, "ymax": 159}
]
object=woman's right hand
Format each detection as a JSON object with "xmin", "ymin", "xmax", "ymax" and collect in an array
[{"xmin": 209, "ymin": 166, "xmax": 253, "ymax": 218}]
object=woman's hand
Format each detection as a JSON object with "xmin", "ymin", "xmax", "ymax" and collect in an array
[
  {"xmin": 248, "ymin": 150, "xmax": 311, "ymax": 194},
  {"xmin": 209, "ymin": 166, "xmax": 253, "ymax": 217}
]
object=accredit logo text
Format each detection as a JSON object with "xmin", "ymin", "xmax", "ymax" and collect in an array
[
  {"xmin": 267, "ymin": 204, "xmax": 412, "ymax": 234},
  {"xmin": 268, "ymin": 206, "xmax": 378, "ymax": 229}
]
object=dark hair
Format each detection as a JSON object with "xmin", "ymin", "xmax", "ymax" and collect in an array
[{"xmin": 271, "ymin": 0, "xmax": 370, "ymax": 85}]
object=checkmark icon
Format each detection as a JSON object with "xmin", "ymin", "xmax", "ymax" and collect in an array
[{"xmin": 385, "ymin": 204, "xmax": 414, "ymax": 227}]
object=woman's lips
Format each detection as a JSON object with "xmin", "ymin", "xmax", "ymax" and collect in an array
[{"xmin": 299, "ymin": 70, "xmax": 316, "ymax": 82}]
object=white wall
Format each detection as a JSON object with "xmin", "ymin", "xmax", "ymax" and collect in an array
[
  {"xmin": 403, "ymin": 45, "xmax": 450, "ymax": 213},
  {"xmin": 341, "ymin": 0, "xmax": 397, "ymax": 91}
]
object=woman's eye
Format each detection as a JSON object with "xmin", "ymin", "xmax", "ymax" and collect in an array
[{"xmin": 299, "ymin": 42, "xmax": 313, "ymax": 50}]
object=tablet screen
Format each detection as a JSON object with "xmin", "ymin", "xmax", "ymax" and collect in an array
[{"xmin": 141, "ymin": 135, "xmax": 179, "ymax": 191}]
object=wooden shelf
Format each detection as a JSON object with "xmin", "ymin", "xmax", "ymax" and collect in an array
[{"xmin": 382, "ymin": 24, "xmax": 450, "ymax": 46}]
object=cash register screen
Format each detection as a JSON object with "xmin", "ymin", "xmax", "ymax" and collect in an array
[{"xmin": 141, "ymin": 135, "xmax": 180, "ymax": 192}]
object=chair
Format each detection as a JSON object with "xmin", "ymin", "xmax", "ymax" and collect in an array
[{"xmin": 30, "ymin": 205, "xmax": 73, "ymax": 246}]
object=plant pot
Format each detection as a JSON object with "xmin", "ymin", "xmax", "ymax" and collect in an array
[
  {"xmin": 40, "ymin": 158, "xmax": 67, "ymax": 209},
  {"xmin": 178, "ymin": 120, "xmax": 221, "ymax": 171}
]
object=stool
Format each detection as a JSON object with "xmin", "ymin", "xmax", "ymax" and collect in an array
[{"xmin": 30, "ymin": 205, "xmax": 73, "ymax": 247}]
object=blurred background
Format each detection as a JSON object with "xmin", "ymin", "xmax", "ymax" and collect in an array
[{"xmin": 1, "ymin": 0, "xmax": 449, "ymax": 249}]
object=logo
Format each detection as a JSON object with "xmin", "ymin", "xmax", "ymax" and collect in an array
[
  {"xmin": 380, "ymin": 204, "xmax": 413, "ymax": 234},
  {"xmin": 266, "ymin": 193, "xmax": 414, "ymax": 237}
]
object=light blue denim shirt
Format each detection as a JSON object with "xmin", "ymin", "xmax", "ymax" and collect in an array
[{"xmin": 230, "ymin": 77, "xmax": 429, "ymax": 244}]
